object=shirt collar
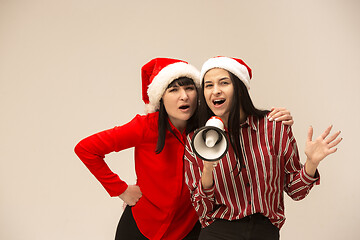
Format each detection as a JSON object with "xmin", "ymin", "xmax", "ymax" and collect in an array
[{"xmin": 240, "ymin": 115, "xmax": 257, "ymax": 131}]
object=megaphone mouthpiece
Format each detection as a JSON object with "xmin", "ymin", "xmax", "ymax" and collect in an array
[
  {"xmin": 205, "ymin": 129, "xmax": 218, "ymax": 148},
  {"xmin": 191, "ymin": 116, "xmax": 229, "ymax": 161}
]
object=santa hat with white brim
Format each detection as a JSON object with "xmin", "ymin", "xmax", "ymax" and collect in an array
[
  {"xmin": 200, "ymin": 56, "xmax": 252, "ymax": 90},
  {"xmin": 142, "ymin": 58, "xmax": 200, "ymax": 113}
]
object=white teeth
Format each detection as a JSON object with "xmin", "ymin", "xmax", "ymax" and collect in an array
[{"xmin": 213, "ymin": 99, "xmax": 225, "ymax": 105}]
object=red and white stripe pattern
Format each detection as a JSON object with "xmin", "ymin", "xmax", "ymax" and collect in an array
[{"xmin": 184, "ymin": 114, "xmax": 320, "ymax": 229}]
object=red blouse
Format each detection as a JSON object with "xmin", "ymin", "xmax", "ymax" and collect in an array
[{"xmin": 75, "ymin": 112, "xmax": 198, "ymax": 239}]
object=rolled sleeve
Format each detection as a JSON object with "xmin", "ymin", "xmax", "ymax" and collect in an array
[
  {"xmin": 198, "ymin": 180, "xmax": 215, "ymax": 199},
  {"xmin": 300, "ymin": 165, "xmax": 320, "ymax": 185}
]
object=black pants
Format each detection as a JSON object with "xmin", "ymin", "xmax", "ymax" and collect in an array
[
  {"xmin": 199, "ymin": 213, "xmax": 279, "ymax": 240},
  {"xmin": 115, "ymin": 206, "xmax": 201, "ymax": 240}
]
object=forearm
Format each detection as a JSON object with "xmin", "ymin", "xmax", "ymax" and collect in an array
[
  {"xmin": 74, "ymin": 127, "xmax": 131, "ymax": 197},
  {"xmin": 304, "ymin": 159, "xmax": 319, "ymax": 178},
  {"xmin": 201, "ymin": 167, "xmax": 215, "ymax": 189},
  {"xmin": 75, "ymin": 142, "xmax": 128, "ymax": 196}
]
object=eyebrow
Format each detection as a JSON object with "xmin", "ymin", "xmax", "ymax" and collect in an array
[
  {"xmin": 167, "ymin": 84, "xmax": 179, "ymax": 89},
  {"xmin": 219, "ymin": 76, "xmax": 230, "ymax": 81},
  {"xmin": 204, "ymin": 76, "xmax": 230, "ymax": 83}
]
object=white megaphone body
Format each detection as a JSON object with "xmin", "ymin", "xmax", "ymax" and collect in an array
[{"xmin": 191, "ymin": 116, "xmax": 229, "ymax": 161}]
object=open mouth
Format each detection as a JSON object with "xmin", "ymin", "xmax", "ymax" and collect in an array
[
  {"xmin": 179, "ymin": 105, "xmax": 190, "ymax": 110},
  {"xmin": 213, "ymin": 99, "xmax": 225, "ymax": 105}
]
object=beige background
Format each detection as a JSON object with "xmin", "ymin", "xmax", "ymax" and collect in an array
[{"xmin": 1, "ymin": 0, "xmax": 359, "ymax": 239}]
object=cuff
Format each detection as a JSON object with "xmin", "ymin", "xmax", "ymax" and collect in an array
[
  {"xmin": 108, "ymin": 181, "xmax": 128, "ymax": 197},
  {"xmin": 198, "ymin": 179, "xmax": 215, "ymax": 199},
  {"xmin": 300, "ymin": 166, "xmax": 320, "ymax": 185}
]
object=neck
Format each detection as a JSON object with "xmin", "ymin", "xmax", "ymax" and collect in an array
[
  {"xmin": 221, "ymin": 107, "xmax": 246, "ymax": 128},
  {"xmin": 240, "ymin": 107, "xmax": 247, "ymax": 123},
  {"xmin": 168, "ymin": 117, "xmax": 186, "ymax": 133},
  {"xmin": 220, "ymin": 116, "xmax": 229, "ymax": 128}
]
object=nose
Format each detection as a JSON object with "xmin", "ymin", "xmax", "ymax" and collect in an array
[
  {"xmin": 180, "ymin": 88, "xmax": 189, "ymax": 100},
  {"xmin": 213, "ymin": 84, "xmax": 221, "ymax": 95}
]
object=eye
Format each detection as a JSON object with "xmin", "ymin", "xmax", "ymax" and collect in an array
[
  {"xmin": 204, "ymin": 82, "xmax": 213, "ymax": 88},
  {"xmin": 221, "ymin": 80, "xmax": 230, "ymax": 85},
  {"xmin": 186, "ymin": 86, "xmax": 195, "ymax": 91},
  {"xmin": 168, "ymin": 87, "xmax": 178, "ymax": 92}
]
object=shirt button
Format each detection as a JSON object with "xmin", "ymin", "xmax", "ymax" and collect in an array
[
  {"xmin": 246, "ymin": 183, "xmax": 250, "ymax": 187},
  {"xmin": 248, "ymin": 201, "xmax": 251, "ymax": 205}
]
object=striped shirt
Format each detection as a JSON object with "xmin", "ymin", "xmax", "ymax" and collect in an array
[{"xmin": 184, "ymin": 114, "xmax": 320, "ymax": 229}]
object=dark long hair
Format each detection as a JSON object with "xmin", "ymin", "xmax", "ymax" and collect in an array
[
  {"xmin": 198, "ymin": 71, "xmax": 268, "ymax": 169},
  {"xmin": 155, "ymin": 77, "xmax": 199, "ymax": 154}
]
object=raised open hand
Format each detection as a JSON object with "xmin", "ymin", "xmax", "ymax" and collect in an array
[{"xmin": 304, "ymin": 125, "xmax": 342, "ymax": 176}]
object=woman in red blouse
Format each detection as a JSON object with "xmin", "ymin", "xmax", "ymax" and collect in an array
[
  {"xmin": 75, "ymin": 57, "xmax": 294, "ymax": 240},
  {"xmin": 75, "ymin": 58, "xmax": 202, "ymax": 240},
  {"xmin": 184, "ymin": 56, "xmax": 342, "ymax": 240}
]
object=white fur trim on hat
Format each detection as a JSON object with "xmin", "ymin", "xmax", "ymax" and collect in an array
[
  {"xmin": 147, "ymin": 62, "xmax": 200, "ymax": 113},
  {"xmin": 200, "ymin": 57, "xmax": 251, "ymax": 90}
]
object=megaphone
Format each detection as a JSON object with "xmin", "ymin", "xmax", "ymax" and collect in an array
[{"xmin": 191, "ymin": 116, "xmax": 229, "ymax": 161}]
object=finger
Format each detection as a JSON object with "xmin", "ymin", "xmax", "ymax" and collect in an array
[
  {"xmin": 320, "ymin": 125, "xmax": 333, "ymax": 139},
  {"xmin": 271, "ymin": 112, "xmax": 285, "ymax": 120},
  {"xmin": 328, "ymin": 137, "xmax": 343, "ymax": 148},
  {"xmin": 131, "ymin": 197, "xmax": 141, "ymax": 206},
  {"xmin": 274, "ymin": 111, "xmax": 291, "ymax": 121},
  {"xmin": 282, "ymin": 119, "xmax": 294, "ymax": 126},
  {"xmin": 325, "ymin": 130, "xmax": 341, "ymax": 144},
  {"xmin": 269, "ymin": 107, "xmax": 287, "ymax": 118},
  {"xmin": 269, "ymin": 108, "xmax": 280, "ymax": 120},
  {"xmin": 212, "ymin": 160, "xmax": 220, "ymax": 167},
  {"xmin": 327, "ymin": 147, "xmax": 338, "ymax": 155},
  {"xmin": 307, "ymin": 126, "xmax": 313, "ymax": 142},
  {"xmin": 273, "ymin": 114, "xmax": 291, "ymax": 122}
]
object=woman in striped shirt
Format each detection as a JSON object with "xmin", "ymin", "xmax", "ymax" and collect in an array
[{"xmin": 184, "ymin": 56, "xmax": 342, "ymax": 240}]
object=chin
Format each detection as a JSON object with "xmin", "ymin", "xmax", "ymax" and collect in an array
[
  {"xmin": 210, "ymin": 109, "xmax": 221, "ymax": 116},
  {"xmin": 213, "ymin": 112, "xmax": 226, "ymax": 119},
  {"xmin": 178, "ymin": 113, "xmax": 191, "ymax": 121}
]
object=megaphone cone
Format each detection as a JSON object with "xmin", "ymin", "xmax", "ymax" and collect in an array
[{"xmin": 191, "ymin": 117, "xmax": 229, "ymax": 161}]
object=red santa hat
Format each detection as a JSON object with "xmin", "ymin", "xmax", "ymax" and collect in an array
[
  {"xmin": 200, "ymin": 56, "xmax": 252, "ymax": 90},
  {"xmin": 142, "ymin": 57, "xmax": 200, "ymax": 113}
]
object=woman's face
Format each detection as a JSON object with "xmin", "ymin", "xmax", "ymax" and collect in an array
[
  {"xmin": 203, "ymin": 68, "xmax": 234, "ymax": 124},
  {"xmin": 162, "ymin": 82, "xmax": 197, "ymax": 130}
]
